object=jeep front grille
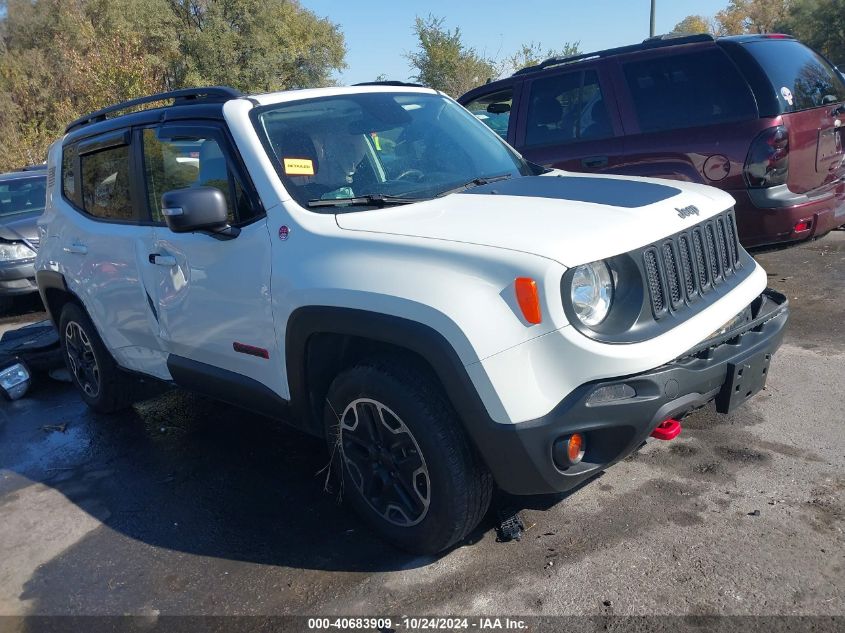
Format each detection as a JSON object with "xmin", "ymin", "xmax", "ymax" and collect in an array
[{"xmin": 642, "ymin": 209, "xmax": 742, "ymax": 319}]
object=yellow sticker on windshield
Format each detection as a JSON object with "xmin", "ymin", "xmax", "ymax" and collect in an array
[{"xmin": 283, "ymin": 157, "xmax": 315, "ymax": 176}]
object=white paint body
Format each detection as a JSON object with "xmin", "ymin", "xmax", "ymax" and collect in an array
[{"xmin": 37, "ymin": 86, "xmax": 766, "ymax": 425}]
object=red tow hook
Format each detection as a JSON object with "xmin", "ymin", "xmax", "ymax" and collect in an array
[{"xmin": 651, "ymin": 418, "xmax": 682, "ymax": 440}]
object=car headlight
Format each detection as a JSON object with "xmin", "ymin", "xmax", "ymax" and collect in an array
[
  {"xmin": 0, "ymin": 361, "xmax": 31, "ymax": 400},
  {"xmin": 0, "ymin": 242, "xmax": 35, "ymax": 262},
  {"xmin": 570, "ymin": 260, "xmax": 614, "ymax": 326}
]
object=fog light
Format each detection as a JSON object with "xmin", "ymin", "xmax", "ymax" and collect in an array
[
  {"xmin": 586, "ymin": 383, "xmax": 636, "ymax": 406},
  {"xmin": 553, "ymin": 433, "xmax": 586, "ymax": 468},
  {"xmin": 0, "ymin": 361, "xmax": 31, "ymax": 400}
]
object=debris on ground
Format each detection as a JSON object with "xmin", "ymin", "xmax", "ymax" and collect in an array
[
  {"xmin": 748, "ymin": 509, "xmax": 761, "ymax": 517},
  {"xmin": 495, "ymin": 508, "xmax": 526, "ymax": 542},
  {"xmin": 41, "ymin": 423, "xmax": 67, "ymax": 433},
  {"xmin": 0, "ymin": 320, "xmax": 62, "ymax": 372},
  {"xmin": 48, "ymin": 367, "xmax": 72, "ymax": 383}
]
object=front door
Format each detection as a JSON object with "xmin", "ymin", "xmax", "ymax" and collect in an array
[{"xmin": 139, "ymin": 124, "xmax": 282, "ymax": 394}]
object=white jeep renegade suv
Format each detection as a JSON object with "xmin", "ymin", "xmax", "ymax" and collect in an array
[{"xmin": 36, "ymin": 85, "xmax": 788, "ymax": 553}]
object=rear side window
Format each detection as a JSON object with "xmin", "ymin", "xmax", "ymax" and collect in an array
[
  {"xmin": 524, "ymin": 70, "xmax": 613, "ymax": 147},
  {"xmin": 742, "ymin": 39, "xmax": 845, "ymax": 112},
  {"xmin": 463, "ymin": 88, "xmax": 513, "ymax": 140},
  {"xmin": 80, "ymin": 145, "xmax": 133, "ymax": 221},
  {"xmin": 61, "ymin": 144, "xmax": 79, "ymax": 205},
  {"xmin": 624, "ymin": 49, "xmax": 757, "ymax": 133}
]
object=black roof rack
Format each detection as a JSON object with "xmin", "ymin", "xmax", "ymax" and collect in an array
[
  {"xmin": 65, "ymin": 86, "xmax": 243, "ymax": 133},
  {"xmin": 353, "ymin": 80, "xmax": 425, "ymax": 88},
  {"xmin": 513, "ymin": 33, "xmax": 716, "ymax": 76}
]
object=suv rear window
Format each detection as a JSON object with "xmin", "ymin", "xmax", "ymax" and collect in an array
[
  {"xmin": 742, "ymin": 39, "xmax": 845, "ymax": 112},
  {"xmin": 624, "ymin": 48, "xmax": 757, "ymax": 133}
]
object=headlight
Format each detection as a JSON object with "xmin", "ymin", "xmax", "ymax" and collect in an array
[
  {"xmin": 0, "ymin": 361, "xmax": 31, "ymax": 400},
  {"xmin": 0, "ymin": 242, "xmax": 35, "ymax": 262},
  {"xmin": 570, "ymin": 260, "xmax": 614, "ymax": 326}
]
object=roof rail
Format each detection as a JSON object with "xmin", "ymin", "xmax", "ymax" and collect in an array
[
  {"xmin": 65, "ymin": 86, "xmax": 243, "ymax": 133},
  {"xmin": 353, "ymin": 80, "xmax": 425, "ymax": 88},
  {"xmin": 513, "ymin": 33, "xmax": 716, "ymax": 76}
]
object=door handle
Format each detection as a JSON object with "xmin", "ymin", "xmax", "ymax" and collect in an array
[
  {"xmin": 581, "ymin": 156, "xmax": 609, "ymax": 169},
  {"xmin": 148, "ymin": 254, "xmax": 177, "ymax": 267},
  {"xmin": 63, "ymin": 243, "xmax": 88, "ymax": 255}
]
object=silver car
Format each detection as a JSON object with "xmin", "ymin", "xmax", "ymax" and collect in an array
[{"xmin": 0, "ymin": 169, "xmax": 46, "ymax": 309}]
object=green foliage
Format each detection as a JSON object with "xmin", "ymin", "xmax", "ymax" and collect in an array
[
  {"xmin": 782, "ymin": 0, "xmax": 845, "ymax": 66},
  {"xmin": 672, "ymin": 15, "xmax": 716, "ymax": 35},
  {"xmin": 405, "ymin": 15, "xmax": 499, "ymax": 97},
  {"xmin": 0, "ymin": 0, "xmax": 346, "ymax": 173},
  {"xmin": 506, "ymin": 41, "xmax": 582, "ymax": 73}
]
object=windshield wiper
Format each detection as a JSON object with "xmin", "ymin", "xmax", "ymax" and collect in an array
[
  {"xmin": 436, "ymin": 173, "xmax": 513, "ymax": 198},
  {"xmin": 307, "ymin": 194, "xmax": 425, "ymax": 208}
]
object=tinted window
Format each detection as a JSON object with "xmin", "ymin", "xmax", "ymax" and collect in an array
[
  {"xmin": 624, "ymin": 49, "xmax": 757, "ymax": 132},
  {"xmin": 0, "ymin": 176, "xmax": 46, "ymax": 217},
  {"xmin": 61, "ymin": 144, "xmax": 79, "ymax": 205},
  {"xmin": 743, "ymin": 39, "xmax": 845, "ymax": 112},
  {"xmin": 142, "ymin": 128, "xmax": 255, "ymax": 224},
  {"xmin": 524, "ymin": 70, "xmax": 613, "ymax": 147},
  {"xmin": 463, "ymin": 88, "xmax": 513, "ymax": 139},
  {"xmin": 80, "ymin": 144, "xmax": 133, "ymax": 221}
]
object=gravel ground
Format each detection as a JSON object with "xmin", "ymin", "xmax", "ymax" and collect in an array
[{"xmin": 0, "ymin": 233, "xmax": 842, "ymax": 627}]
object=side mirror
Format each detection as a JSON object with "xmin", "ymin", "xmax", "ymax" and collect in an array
[{"xmin": 161, "ymin": 187, "xmax": 230, "ymax": 234}]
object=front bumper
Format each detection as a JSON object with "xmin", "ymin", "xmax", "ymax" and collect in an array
[
  {"xmin": 0, "ymin": 259, "xmax": 37, "ymax": 297},
  {"xmin": 469, "ymin": 289, "xmax": 788, "ymax": 495}
]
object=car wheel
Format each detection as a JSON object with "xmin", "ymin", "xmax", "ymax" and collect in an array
[
  {"xmin": 324, "ymin": 357, "xmax": 493, "ymax": 554},
  {"xmin": 59, "ymin": 302, "xmax": 135, "ymax": 413}
]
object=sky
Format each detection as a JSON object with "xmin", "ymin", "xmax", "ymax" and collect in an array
[{"xmin": 300, "ymin": 0, "xmax": 730, "ymax": 85}]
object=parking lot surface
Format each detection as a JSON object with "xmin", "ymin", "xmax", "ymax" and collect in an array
[{"xmin": 0, "ymin": 234, "xmax": 843, "ymax": 620}]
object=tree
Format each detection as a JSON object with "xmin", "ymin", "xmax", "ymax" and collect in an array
[
  {"xmin": 0, "ymin": 0, "xmax": 346, "ymax": 172},
  {"xmin": 405, "ymin": 15, "xmax": 499, "ymax": 97},
  {"xmin": 506, "ymin": 41, "xmax": 581, "ymax": 73},
  {"xmin": 781, "ymin": 0, "xmax": 845, "ymax": 66},
  {"xmin": 672, "ymin": 15, "xmax": 716, "ymax": 35},
  {"xmin": 714, "ymin": 0, "xmax": 792, "ymax": 35}
]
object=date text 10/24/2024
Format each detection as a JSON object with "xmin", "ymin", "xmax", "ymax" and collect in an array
[{"xmin": 307, "ymin": 617, "xmax": 528, "ymax": 630}]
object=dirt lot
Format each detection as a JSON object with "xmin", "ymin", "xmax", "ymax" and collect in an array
[{"xmin": 0, "ymin": 234, "xmax": 843, "ymax": 627}]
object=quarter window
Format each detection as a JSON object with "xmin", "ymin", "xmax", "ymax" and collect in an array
[
  {"xmin": 80, "ymin": 144, "xmax": 133, "ymax": 221},
  {"xmin": 61, "ymin": 144, "xmax": 78, "ymax": 205},
  {"xmin": 142, "ymin": 128, "xmax": 255, "ymax": 224},
  {"xmin": 463, "ymin": 88, "xmax": 513, "ymax": 140},
  {"xmin": 524, "ymin": 70, "xmax": 613, "ymax": 147},
  {"xmin": 624, "ymin": 49, "xmax": 758, "ymax": 132}
]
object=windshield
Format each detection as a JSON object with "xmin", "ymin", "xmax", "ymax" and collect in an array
[
  {"xmin": 253, "ymin": 91, "xmax": 534, "ymax": 210},
  {"xmin": 0, "ymin": 175, "xmax": 46, "ymax": 218}
]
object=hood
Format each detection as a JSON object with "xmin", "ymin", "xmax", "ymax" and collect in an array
[
  {"xmin": 335, "ymin": 173, "xmax": 736, "ymax": 267},
  {"xmin": 0, "ymin": 211, "xmax": 40, "ymax": 244}
]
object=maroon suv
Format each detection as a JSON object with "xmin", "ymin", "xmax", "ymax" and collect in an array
[{"xmin": 459, "ymin": 33, "xmax": 845, "ymax": 248}]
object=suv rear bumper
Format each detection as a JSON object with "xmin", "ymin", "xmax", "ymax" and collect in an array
[
  {"xmin": 467, "ymin": 289, "xmax": 788, "ymax": 495},
  {"xmin": 732, "ymin": 183, "xmax": 845, "ymax": 248}
]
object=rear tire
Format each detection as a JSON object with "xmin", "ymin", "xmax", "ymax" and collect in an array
[
  {"xmin": 59, "ymin": 302, "xmax": 135, "ymax": 413},
  {"xmin": 324, "ymin": 357, "xmax": 493, "ymax": 554}
]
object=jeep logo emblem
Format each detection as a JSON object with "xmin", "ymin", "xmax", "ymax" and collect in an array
[{"xmin": 676, "ymin": 205, "xmax": 700, "ymax": 219}]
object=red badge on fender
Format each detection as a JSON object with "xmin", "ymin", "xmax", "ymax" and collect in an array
[{"xmin": 278, "ymin": 225, "xmax": 290, "ymax": 240}]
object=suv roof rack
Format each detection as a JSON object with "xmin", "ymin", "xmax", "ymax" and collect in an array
[
  {"xmin": 65, "ymin": 86, "xmax": 243, "ymax": 133},
  {"xmin": 513, "ymin": 33, "xmax": 716, "ymax": 76},
  {"xmin": 353, "ymin": 80, "xmax": 425, "ymax": 88}
]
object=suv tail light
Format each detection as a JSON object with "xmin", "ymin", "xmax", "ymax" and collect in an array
[{"xmin": 744, "ymin": 125, "xmax": 789, "ymax": 188}]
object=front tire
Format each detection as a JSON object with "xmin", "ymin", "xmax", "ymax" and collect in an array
[
  {"xmin": 59, "ymin": 302, "xmax": 135, "ymax": 413},
  {"xmin": 324, "ymin": 357, "xmax": 492, "ymax": 554}
]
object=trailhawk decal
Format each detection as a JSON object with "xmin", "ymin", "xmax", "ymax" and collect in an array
[{"xmin": 460, "ymin": 175, "xmax": 681, "ymax": 208}]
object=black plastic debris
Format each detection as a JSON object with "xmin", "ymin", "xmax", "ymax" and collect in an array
[
  {"xmin": 495, "ymin": 508, "xmax": 526, "ymax": 543},
  {"xmin": 0, "ymin": 320, "xmax": 62, "ymax": 372}
]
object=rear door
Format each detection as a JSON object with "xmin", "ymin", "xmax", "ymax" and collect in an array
[
  {"xmin": 140, "ymin": 123, "xmax": 282, "ymax": 393},
  {"xmin": 57, "ymin": 131, "xmax": 165, "ymax": 377},
  {"xmin": 513, "ymin": 64, "xmax": 624, "ymax": 174},
  {"xmin": 737, "ymin": 38, "xmax": 845, "ymax": 194}
]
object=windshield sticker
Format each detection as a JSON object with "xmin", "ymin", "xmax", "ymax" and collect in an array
[
  {"xmin": 283, "ymin": 158, "xmax": 315, "ymax": 176},
  {"xmin": 780, "ymin": 86, "xmax": 794, "ymax": 106}
]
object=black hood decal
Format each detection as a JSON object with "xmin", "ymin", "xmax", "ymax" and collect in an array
[{"xmin": 460, "ymin": 175, "xmax": 682, "ymax": 209}]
